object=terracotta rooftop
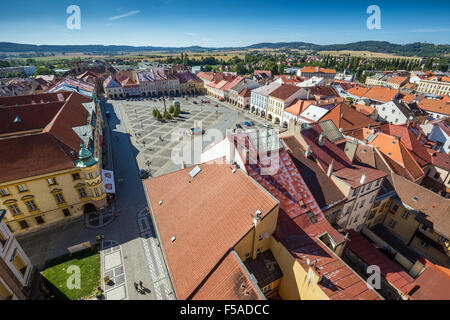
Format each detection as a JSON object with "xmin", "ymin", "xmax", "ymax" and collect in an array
[
  {"xmin": 346, "ymin": 230, "xmax": 415, "ymax": 297},
  {"xmin": 282, "ymin": 136, "xmax": 346, "ymax": 210},
  {"xmin": 378, "ymin": 124, "xmax": 432, "ymax": 167},
  {"xmin": 269, "ymin": 84, "xmax": 302, "ymax": 101},
  {"xmin": 301, "ymin": 66, "xmax": 336, "ymax": 74},
  {"xmin": 362, "ymin": 86, "xmax": 399, "ymax": 103},
  {"xmin": 346, "ymin": 86, "xmax": 369, "ymax": 98},
  {"xmin": 408, "ymin": 260, "xmax": 450, "ymax": 300},
  {"xmin": 418, "ymin": 98, "xmax": 450, "ymax": 116},
  {"xmin": 0, "ymin": 92, "xmax": 91, "ymax": 183},
  {"xmin": 284, "ymin": 100, "xmax": 315, "ymax": 116},
  {"xmin": 354, "ymin": 103, "xmax": 376, "ymax": 116},
  {"xmin": 321, "ymin": 102, "xmax": 380, "ymax": 133},
  {"xmin": 362, "ymin": 128, "xmax": 424, "ymax": 182},
  {"xmin": 191, "ymin": 250, "xmax": 263, "ymax": 300},
  {"xmin": 144, "ymin": 163, "xmax": 278, "ymax": 300},
  {"xmin": 387, "ymin": 76, "xmax": 409, "ymax": 85}
]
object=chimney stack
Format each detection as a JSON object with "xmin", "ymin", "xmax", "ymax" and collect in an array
[
  {"xmin": 327, "ymin": 160, "xmax": 334, "ymax": 177},
  {"xmin": 305, "ymin": 145, "xmax": 311, "ymax": 158},
  {"xmin": 318, "ymin": 132, "xmax": 326, "ymax": 146},
  {"xmin": 181, "ymin": 162, "xmax": 186, "ymax": 169},
  {"xmin": 360, "ymin": 174, "xmax": 367, "ymax": 185}
]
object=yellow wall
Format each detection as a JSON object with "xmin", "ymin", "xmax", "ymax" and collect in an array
[
  {"xmin": 234, "ymin": 206, "xmax": 279, "ymax": 262},
  {"xmin": 0, "ymin": 164, "xmax": 106, "ymax": 234},
  {"xmin": 269, "ymin": 236, "xmax": 330, "ymax": 300},
  {"xmin": 0, "ymin": 280, "xmax": 12, "ymax": 300},
  {"xmin": 382, "ymin": 202, "xmax": 418, "ymax": 243}
]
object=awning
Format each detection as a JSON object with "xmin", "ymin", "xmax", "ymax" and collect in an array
[{"xmin": 102, "ymin": 169, "xmax": 116, "ymax": 194}]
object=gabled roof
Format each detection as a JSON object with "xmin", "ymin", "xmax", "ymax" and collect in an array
[
  {"xmin": 144, "ymin": 163, "xmax": 278, "ymax": 300},
  {"xmin": 408, "ymin": 260, "xmax": 450, "ymax": 300},
  {"xmin": 283, "ymin": 136, "xmax": 346, "ymax": 210},
  {"xmin": 362, "ymin": 86, "xmax": 399, "ymax": 103},
  {"xmin": 378, "ymin": 124, "xmax": 432, "ymax": 167},
  {"xmin": 362, "ymin": 128, "xmax": 425, "ymax": 182},
  {"xmin": 387, "ymin": 76, "xmax": 409, "ymax": 85},
  {"xmin": 284, "ymin": 99, "xmax": 315, "ymax": 116},
  {"xmin": 251, "ymin": 81, "xmax": 282, "ymax": 97},
  {"xmin": 323, "ymin": 103, "xmax": 379, "ymax": 133},
  {"xmin": 346, "ymin": 86, "xmax": 369, "ymax": 98},
  {"xmin": 269, "ymin": 84, "xmax": 302, "ymax": 101},
  {"xmin": 191, "ymin": 250, "xmax": 263, "ymax": 300},
  {"xmin": 103, "ymin": 75, "xmax": 121, "ymax": 88},
  {"xmin": 418, "ymin": 98, "xmax": 450, "ymax": 116},
  {"xmin": 301, "ymin": 66, "xmax": 336, "ymax": 74}
]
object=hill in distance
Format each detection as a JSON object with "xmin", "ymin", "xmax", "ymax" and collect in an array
[{"xmin": 0, "ymin": 41, "xmax": 448, "ymax": 57}]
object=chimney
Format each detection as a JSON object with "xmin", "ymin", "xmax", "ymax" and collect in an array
[
  {"xmin": 327, "ymin": 160, "xmax": 334, "ymax": 177},
  {"xmin": 181, "ymin": 162, "xmax": 186, "ymax": 169},
  {"xmin": 305, "ymin": 145, "xmax": 311, "ymax": 158},
  {"xmin": 253, "ymin": 210, "xmax": 262, "ymax": 227},
  {"xmin": 318, "ymin": 132, "xmax": 326, "ymax": 146},
  {"xmin": 360, "ymin": 174, "xmax": 367, "ymax": 185}
]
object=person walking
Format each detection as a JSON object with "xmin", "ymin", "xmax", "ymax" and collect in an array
[
  {"xmin": 134, "ymin": 282, "xmax": 139, "ymax": 292},
  {"xmin": 139, "ymin": 281, "xmax": 144, "ymax": 289}
]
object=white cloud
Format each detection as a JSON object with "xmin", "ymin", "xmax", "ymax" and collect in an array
[
  {"xmin": 108, "ymin": 10, "xmax": 140, "ymax": 21},
  {"xmin": 185, "ymin": 32, "xmax": 197, "ymax": 37}
]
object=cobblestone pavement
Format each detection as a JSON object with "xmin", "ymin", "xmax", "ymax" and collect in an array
[
  {"xmin": 101, "ymin": 240, "xmax": 128, "ymax": 300},
  {"xmin": 137, "ymin": 208, "xmax": 174, "ymax": 300}
]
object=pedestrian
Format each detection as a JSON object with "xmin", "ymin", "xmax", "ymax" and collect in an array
[
  {"xmin": 139, "ymin": 280, "xmax": 143, "ymax": 289},
  {"xmin": 134, "ymin": 282, "xmax": 139, "ymax": 291}
]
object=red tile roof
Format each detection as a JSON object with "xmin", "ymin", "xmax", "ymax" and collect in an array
[
  {"xmin": 191, "ymin": 250, "xmax": 263, "ymax": 300},
  {"xmin": 362, "ymin": 86, "xmax": 399, "ymax": 103},
  {"xmin": 418, "ymin": 98, "xmax": 450, "ymax": 115},
  {"xmin": 301, "ymin": 66, "xmax": 336, "ymax": 74},
  {"xmin": 409, "ymin": 261, "xmax": 450, "ymax": 300},
  {"xmin": 346, "ymin": 86, "xmax": 369, "ymax": 98},
  {"xmin": 269, "ymin": 84, "xmax": 302, "ymax": 101},
  {"xmin": 144, "ymin": 164, "xmax": 278, "ymax": 300},
  {"xmin": 346, "ymin": 230, "xmax": 415, "ymax": 296}
]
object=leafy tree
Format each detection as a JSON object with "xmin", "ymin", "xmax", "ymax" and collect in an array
[
  {"xmin": 169, "ymin": 105, "xmax": 175, "ymax": 114},
  {"xmin": 173, "ymin": 106, "xmax": 180, "ymax": 117}
]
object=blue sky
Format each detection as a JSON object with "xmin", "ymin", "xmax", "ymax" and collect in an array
[{"xmin": 0, "ymin": 0, "xmax": 449, "ymax": 47}]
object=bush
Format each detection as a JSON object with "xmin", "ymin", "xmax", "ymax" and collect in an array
[{"xmin": 173, "ymin": 106, "xmax": 180, "ymax": 117}]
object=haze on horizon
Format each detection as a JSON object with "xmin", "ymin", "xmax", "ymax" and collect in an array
[{"xmin": 0, "ymin": 0, "xmax": 449, "ymax": 47}]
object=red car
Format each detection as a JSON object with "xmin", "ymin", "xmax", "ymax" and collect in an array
[{"xmin": 214, "ymin": 104, "xmax": 218, "ymax": 107}]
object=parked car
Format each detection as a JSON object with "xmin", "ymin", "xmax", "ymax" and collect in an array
[
  {"xmin": 139, "ymin": 169, "xmax": 150, "ymax": 179},
  {"xmin": 244, "ymin": 121, "xmax": 254, "ymax": 127},
  {"xmin": 263, "ymin": 123, "xmax": 271, "ymax": 128},
  {"xmin": 214, "ymin": 104, "xmax": 218, "ymax": 107}
]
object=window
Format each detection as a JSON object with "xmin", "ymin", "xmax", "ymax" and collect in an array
[
  {"xmin": 245, "ymin": 252, "xmax": 250, "ymax": 260},
  {"xmin": 352, "ymin": 188, "xmax": 358, "ymax": 197},
  {"xmin": 54, "ymin": 193, "xmax": 66, "ymax": 205},
  {"xmin": 353, "ymin": 215, "xmax": 359, "ymax": 223},
  {"xmin": 35, "ymin": 216, "xmax": 44, "ymax": 225},
  {"xmin": 389, "ymin": 220, "xmax": 396, "ymax": 229},
  {"xmin": 94, "ymin": 188, "xmax": 100, "ymax": 197},
  {"xmin": 345, "ymin": 207, "xmax": 351, "ymax": 215},
  {"xmin": 375, "ymin": 179, "xmax": 381, "ymax": 186},
  {"xmin": 62, "ymin": 209, "xmax": 71, "ymax": 217},
  {"xmin": 25, "ymin": 200, "xmax": 38, "ymax": 212},
  {"xmin": 77, "ymin": 188, "xmax": 87, "ymax": 199},
  {"xmin": 368, "ymin": 212, "xmax": 376, "ymax": 220},
  {"xmin": 258, "ymin": 235, "xmax": 263, "ymax": 241},
  {"xmin": 433, "ymin": 172, "xmax": 440, "ymax": 179},
  {"xmin": 88, "ymin": 172, "xmax": 94, "ymax": 179},
  {"xmin": 439, "ymin": 236, "xmax": 448, "ymax": 243},
  {"xmin": 8, "ymin": 204, "xmax": 21, "ymax": 216},
  {"xmin": 257, "ymin": 248, "xmax": 262, "ymax": 254},
  {"xmin": 19, "ymin": 220, "xmax": 29, "ymax": 229},
  {"xmin": 47, "ymin": 178, "xmax": 57, "ymax": 186},
  {"xmin": 392, "ymin": 204, "xmax": 399, "ymax": 212},
  {"xmin": 359, "ymin": 200, "xmax": 365, "ymax": 208},
  {"xmin": 0, "ymin": 188, "xmax": 10, "ymax": 196},
  {"xmin": 17, "ymin": 184, "xmax": 27, "ymax": 192},
  {"xmin": 402, "ymin": 211, "xmax": 410, "ymax": 219}
]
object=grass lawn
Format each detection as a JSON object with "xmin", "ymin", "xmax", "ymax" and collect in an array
[{"xmin": 41, "ymin": 248, "xmax": 100, "ymax": 300}]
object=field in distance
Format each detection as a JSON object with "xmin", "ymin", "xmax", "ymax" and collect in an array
[{"xmin": 318, "ymin": 50, "xmax": 423, "ymax": 59}]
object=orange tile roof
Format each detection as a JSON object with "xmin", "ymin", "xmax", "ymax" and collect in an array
[
  {"xmin": 144, "ymin": 164, "xmax": 278, "ymax": 300},
  {"xmin": 284, "ymin": 99, "xmax": 315, "ymax": 116},
  {"xmin": 354, "ymin": 103, "xmax": 376, "ymax": 115},
  {"xmin": 191, "ymin": 250, "xmax": 262, "ymax": 300},
  {"xmin": 321, "ymin": 103, "xmax": 380, "ymax": 133},
  {"xmin": 362, "ymin": 86, "xmax": 399, "ymax": 103},
  {"xmin": 301, "ymin": 66, "xmax": 336, "ymax": 74},
  {"xmin": 387, "ymin": 76, "xmax": 408, "ymax": 85},
  {"xmin": 418, "ymin": 98, "xmax": 450, "ymax": 115},
  {"xmin": 269, "ymin": 84, "xmax": 302, "ymax": 101},
  {"xmin": 346, "ymin": 86, "xmax": 369, "ymax": 97},
  {"xmin": 362, "ymin": 128, "xmax": 424, "ymax": 181}
]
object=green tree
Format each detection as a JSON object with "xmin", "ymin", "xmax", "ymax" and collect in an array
[
  {"xmin": 169, "ymin": 105, "xmax": 175, "ymax": 114},
  {"xmin": 173, "ymin": 106, "xmax": 180, "ymax": 117}
]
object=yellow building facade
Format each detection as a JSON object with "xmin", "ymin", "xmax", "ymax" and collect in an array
[{"xmin": 0, "ymin": 147, "xmax": 107, "ymax": 235}]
